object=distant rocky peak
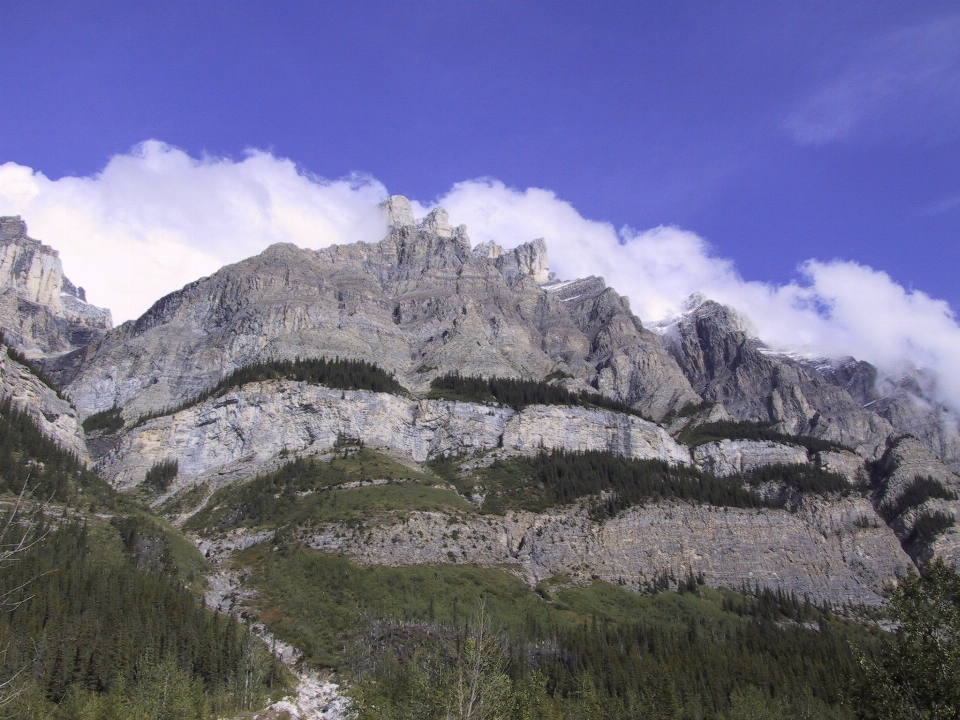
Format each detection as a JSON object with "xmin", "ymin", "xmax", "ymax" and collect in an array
[
  {"xmin": 680, "ymin": 296, "xmax": 755, "ymax": 339},
  {"xmin": 472, "ymin": 240, "xmax": 505, "ymax": 260},
  {"xmin": 0, "ymin": 216, "xmax": 28, "ymax": 242},
  {"xmin": 0, "ymin": 215, "xmax": 65, "ymax": 309},
  {"xmin": 0, "ymin": 216, "xmax": 112, "ymax": 356},
  {"xmin": 476, "ymin": 237, "xmax": 550, "ymax": 285},
  {"xmin": 653, "ymin": 295, "xmax": 753, "ymax": 345},
  {"xmin": 380, "ymin": 195, "xmax": 415, "ymax": 228},
  {"xmin": 419, "ymin": 207, "xmax": 453, "ymax": 239}
]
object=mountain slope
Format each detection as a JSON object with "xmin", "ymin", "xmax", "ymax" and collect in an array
[{"xmin": 50, "ymin": 197, "xmax": 699, "ymax": 423}]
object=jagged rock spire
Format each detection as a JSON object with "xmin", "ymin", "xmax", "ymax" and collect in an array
[{"xmin": 380, "ymin": 195, "xmax": 415, "ymax": 229}]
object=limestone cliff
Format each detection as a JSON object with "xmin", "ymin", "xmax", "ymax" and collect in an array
[
  {"xmin": 299, "ymin": 494, "xmax": 908, "ymax": 606},
  {"xmin": 0, "ymin": 347, "xmax": 90, "ymax": 464},
  {"xmin": 96, "ymin": 380, "xmax": 689, "ymax": 490},
  {"xmin": 0, "ymin": 217, "xmax": 111, "ymax": 357}
]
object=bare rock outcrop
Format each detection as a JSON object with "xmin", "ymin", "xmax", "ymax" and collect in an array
[
  {"xmin": 811, "ymin": 357, "xmax": 960, "ymax": 473},
  {"xmin": 692, "ymin": 440, "xmax": 810, "ymax": 477},
  {"xmin": 0, "ymin": 216, "xmax": 111, "ymax": 357},
  {"xmin": 304, "ymin": 494, "xmax": 909, "ymax": 606},
  {"xmin": 546, "ymin": 277, "xmax": 702, "ymax": 420},
  {"xmin": 0, "ymin": 347, "xmax": 91, "ymax": 464},
  {"xmin": 658, "ymin": 298, "xmax": 893, "ymax": 457},
  {"xmin": 871, "ymin": 436, "xmax": 960, "ymax": 565},
  {"xmin": 98, "ymin": 380, "xmax": 689, "ymax": 490}
]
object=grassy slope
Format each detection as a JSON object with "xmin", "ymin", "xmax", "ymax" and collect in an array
[{"xmin": 184, "ymin": 448, "xmax": 471, "ymax": 534}]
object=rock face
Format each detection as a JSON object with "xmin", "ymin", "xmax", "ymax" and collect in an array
[
  {"xmin": 55, "ymin": 196, "xmax": 698, "ymax": 423},
  {"xmin": 658, "ymin": 298, "xmax": 893, "ymax": 458},
  {"xmin": 303, "ymin": 495, "xmax": 909, "ymax": 606},
  {"xmin": 0, "ymin": 347, "xmax": 91, "ymax": 464},
  {"xmin": 97, "ymin": 381, "xmax": 689, "ymax": 490},
  {"xmin": 0, "ymin": 217, "xmax": 111, "ymax": 357},
  {"xmin": 692, "ymin": 440, "xmax": 810, "ymax": 477},
  {"xmin": 811, "ymin": 357, "xmax": 960, "ymax": 473},
  {"xmin": 546, "ymin": 277, "xmax": 702, "ymax": 422},
  {"xmin": 871, "ymin": 435, "xmax": 960, "ymax": 566}
]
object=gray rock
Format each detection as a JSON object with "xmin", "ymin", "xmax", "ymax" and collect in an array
[
  {"xmin": 0, "ymin": 216, "xmax": 111, "ymax": 357},
  {"xmin": 58, "ymin": 198, "xmax": 698, "ymax": 423},
  {"xmin": 303, "ymin": 495, "xmax": 909, "ymax": 606},
  {"xmin": 98, "ymin": 380, "xmax": 689, "ymax": 490},
  {"xmin": 811, "ymin": 357, "xmax": 960, "ymax": 473},
  {"xmin": 692, "ymin": 439, "xmax": 810, "ymax": 477},
  {"xmin": 870, "ymin": 435, "xmax": 960, "ymax": 565},
  {"xmin": 0, "ymin": 347, "xmax": 91, "ymax": 464},
  {"xmin": 546, "ymin": 277, "xmax": 702, "ymax": 421},
  {"xmin": 659, "ymin": 298, "xmax": 893, "ymax": 457}
]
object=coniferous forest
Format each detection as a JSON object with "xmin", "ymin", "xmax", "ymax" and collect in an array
[
  {"xmin": 429, "ymin": 372, "xmax": 647, "ymax": 417},
  {"xmin": 0, "ymin": 400, "xmax": 286, "ymax": 718}
]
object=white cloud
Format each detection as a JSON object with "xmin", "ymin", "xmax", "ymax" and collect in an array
[
  {"xmin": 0, "ymin": 141, "xmax": 388, "ymax": 321},
  {"xmin": 2, "ymin": 144, "xmax": 959, "ymax": 413},
  {"xmin": 786, "ymin": 15, "xmax": 960, "ymax": 145}
]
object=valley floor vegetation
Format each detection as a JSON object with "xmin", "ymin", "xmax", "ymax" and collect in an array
[
  {"xmin": 236, "ymin": 536, "xmax": 960, "ymax": 720},
  {"xmin": 239, "ymin": 540, "xmax": 882, "ymax": 719}
]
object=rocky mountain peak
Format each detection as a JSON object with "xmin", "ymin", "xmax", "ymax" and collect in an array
[
  {"xmin": 0, "ymin": 215, "xmax": 29, "ymax": 242},
  {"xmin": 419, "ymin": 207, "xmax": 454, "ymax": 239},
  {"xmin": 380, "ymin": 194, "xmax": 415, "ymax": 228},
  {"xmin": 0, "ymin": 217, "xmax": 112, "ymax": 356},
  {"xmin": 684, "ymin": 296, "xmax": 754, "ymax": 337},
  {"xmin": 471, "ymin": 239, "xmax": 550, "ymax": 284},
  {"xmin": 0, "ymin": 216, "xmax": 64, "ymax": 308}
]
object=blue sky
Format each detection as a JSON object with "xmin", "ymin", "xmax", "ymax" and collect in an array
[
  {"xmin": 3, "ymin": 1, "xmax": 959, "ymax": 307},
  {"xmin": 4, "ymin": 1, "xmax": 960, "ymax": 409}
]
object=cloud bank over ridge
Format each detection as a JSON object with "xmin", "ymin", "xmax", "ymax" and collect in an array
[{"xmin": 1, "ymin": 142, "xmax": 959, "ymax": 412}]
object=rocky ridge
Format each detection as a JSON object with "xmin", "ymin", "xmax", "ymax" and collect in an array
[
  {"xmin": 50, "ymin": 196, "xmax": 700, "ymax": 424},
  {"xmin": 2, "ymin": 203, "xmax": 960, "ymax": 609},
  {"xmin": 657, "ymin": 298, "xmax": 895, "ymax": 458}
]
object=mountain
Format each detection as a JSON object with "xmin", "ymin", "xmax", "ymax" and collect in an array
[
  {"xmin": 3, "ymin": 202, "xmax": 960, "ymax": 716},
  {"xmin": 0, "ymin": 216, "xmax": 111, "ymax": 356}
]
